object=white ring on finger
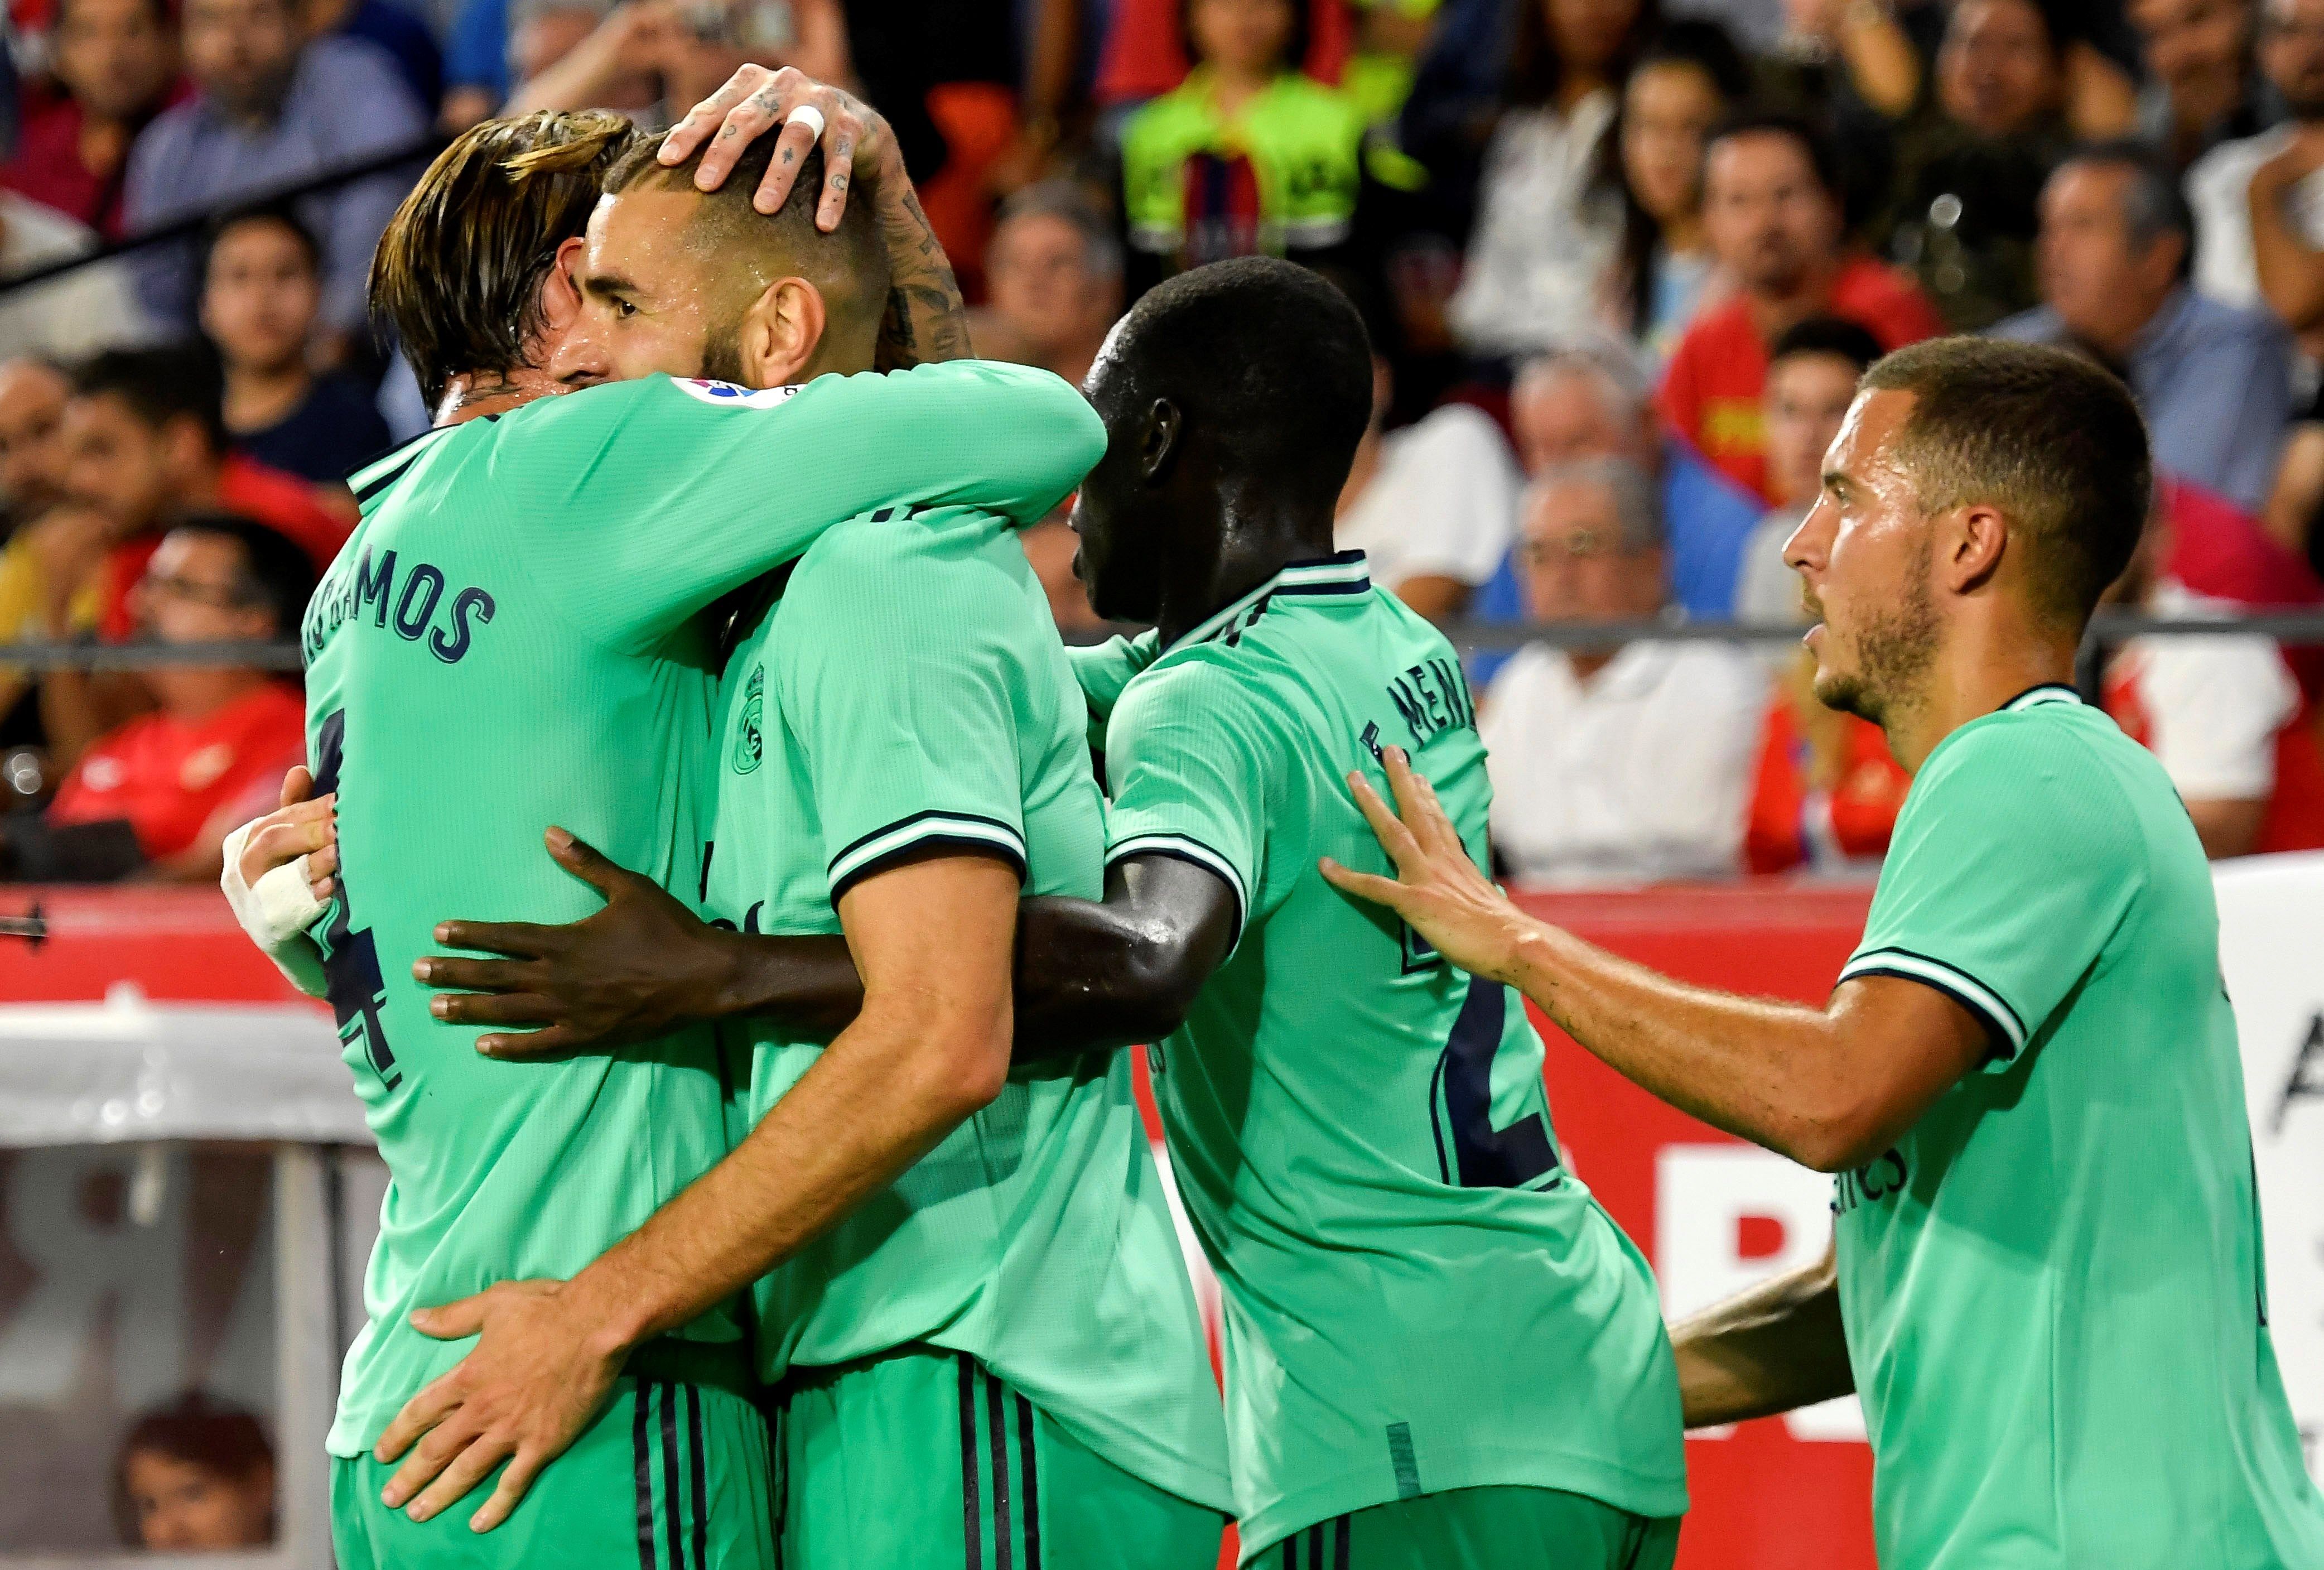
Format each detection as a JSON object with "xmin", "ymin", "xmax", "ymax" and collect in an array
[{"xmin": 784, "ymin": 104, "xmax": 826, "ymax": 142}]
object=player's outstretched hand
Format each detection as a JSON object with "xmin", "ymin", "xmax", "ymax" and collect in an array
[
  {"xmin": 415, "ymin": 826, "xmax": 739, "ymax": 1058},
  {"xmin": 658, "ymin": 64, "xmax": 894, "ymax": 230},
  {"xmin": 1319, "ymin": 747, "xmax": 1534, "ymax": 986},
  {"xmin": 374, "ymin": 1278, "xmax": 620, "ymax": 1533}
]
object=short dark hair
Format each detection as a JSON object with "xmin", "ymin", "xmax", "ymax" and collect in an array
[
  {"xmin": 372, "ymin": 110, "xmax": 647, "ymax": 405},
  {"xmin": 113, "ymin": 1391, "xmax": 274, "ymax": 1546},
  {"xmin": 203, "ymin": 202, "xmax": 321, "ymax": 282},
  {"xmin": 601, "ymin": 134, "xmax": 888, "ymax": 353},
  {"xmin": 169, "ymin": 511, "xmax": 320, "ymax": 637},
  {"xmin": 1707, "ymin": 109, "xmax": 1843, "ymax": 203},
  {"xmin": 73, "ymin": 343, "xmax": 226, "ymax": 452},
  {"xmin": 1112, "ymin": 256, "xmax": 1374, "ymax": 507},
  {"xmin": 2054, "ymin": 138, "xmax": 2193, "ymax": 259},
  {"xmin": 1635, "ymin": 18, "xmax": 1754, "ymax": 101},
  {"xmin": 1770, "ymin": 315, "xmax": 1886, "ymax": 375},
  {"xmin": 1862, "ymin": 335, "xmax": 2150, "ymax": 627}
]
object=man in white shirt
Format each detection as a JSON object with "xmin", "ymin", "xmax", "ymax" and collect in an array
[
  {"xmin": 1334, "ymin": 353, "xmax": 1523, "ymax": 618},
  {"xmin": 2186, "ymin": 0, "xmax": 2324, "ymax": 349},
  {"xmin": 2106, "ymin": 509, "xmax": 2305, "ymax": 855},
  {"xmin": 1481, "ymin": 454, "xmax": 1766, "ymax": 884}
]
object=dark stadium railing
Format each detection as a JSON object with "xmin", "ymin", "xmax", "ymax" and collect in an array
[
  {"xmin": 10, "ymin": 608, "xmax": 2324, "ymax": 698},
  {"xmin": 0, "ymin": 134, "xmax": 446, "ymax": 299}
]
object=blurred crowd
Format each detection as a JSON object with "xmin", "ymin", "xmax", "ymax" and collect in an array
[{"xmin": 0, "ymin": 0, "xmax": 2321, "ymax": 888}]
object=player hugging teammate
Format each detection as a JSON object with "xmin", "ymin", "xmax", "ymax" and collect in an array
[{"xmin": 224, "ymin": 64, "xmax": 2324, "ymax": 1570}]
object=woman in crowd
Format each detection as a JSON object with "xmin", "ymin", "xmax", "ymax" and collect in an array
[
  {"xmin": 1444, "ymin": 0, "xmax": 1662, "ymax": 362},
  {"xmin": 1601, "ymin": 18, "xmax": 1753, "ymax": 364}
]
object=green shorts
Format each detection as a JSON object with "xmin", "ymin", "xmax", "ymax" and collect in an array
[
  {"xmin": 1261, "ymin": 1486, "xmax": 1681, "ymax": 1570},
  {"xmin": 774, "ymin": 1346, "xmax": 1228, "ymax": 1569},
  {"xmin": 331, "ymin": 1367, "xmax": 777, "ymax": 1569}
]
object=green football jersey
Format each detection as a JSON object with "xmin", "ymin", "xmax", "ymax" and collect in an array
[
  {"xmin": 1092, "ymin": 552, "xmax": 1687, "ymax": 1558},
  {"xmin": 1833, "ymin": 685, "xmax": 2324, "ymax": 1569},
  {"xmin": 701, "ymin": 504, "xmax": 1235, "ymax": 1515},
  {"xmin": 303, "ymin": 362, "xmax": 1102, "ymax": 1457}
]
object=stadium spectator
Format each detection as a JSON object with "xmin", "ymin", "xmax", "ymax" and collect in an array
[
  {"xmin": 1603, "ymin": 20, "xmax": 1753, "ymax": 365},
  {"xmin": 2188, "ymin": 0, "xmax": 2324, "ymax": 344},
  {"xmin": 0, "ymin": 0, "xmax": 184, "ymax": 239},
  {"xmin": 0, "ymin": 191, "xmax": 153, "ymax": 361},
  {"xmin": 200, "ymin": 206, "xmax": 388, "ymax": 490},
  {"xmin": 302, "ymin": 0, "xmax": 443, "ymax": 113},
  {"xmin": 1343, "ymin": 0, "xmax": 1439, "ymax": 128},
  {"xmin": 1118, "ymin": 0, "xmax": 1373, "ymax": 290},
  {"xmin": 1335, "ymin": 354, "xmax": 1524, "ymax": 617},
  {"xmin": 0, "ymin": 358, "xmax": 77, "ymax": 741},
  {"xmin": 1441, "ymin": 0, "xmax": 1657, "ymax": 359},
  {"xmin": 1658, "ymin": 112, "xmax": 1946, "ymax": 503},
  {"xmin": 503, "ymin": 0, "xmax": 702, "ymax": 119},
  {"xmin": 1507, "ymin": 340, "xmax": 1767, "ymax": 617},
  {"xmin": 1995, "ymin": 142, "xmax": 2292, "ymax": 514},
  {"xmin": 1480, "ymin": 455, "xmax": 1764, "ymax": 883},
  {"xmin": 114, "ymin": 1393, "xmax": 278, "ymax": 1548},
  {"xmin": 2131, "ymin": 0, "xmax": 2267, "ymax": 170},
  {"xmin": 59, "ymin": 345, "xmax": 349, "ymax": 647},
  {"xmin": 2104, "ymin": 502, "xmax": 2321, "ymax": 855},
  {"xmin": 2, "ymin": 514, "xmax": 309, "ymax": 882},
  {"xmin": 1735, "ymin": 315, "xmax": 1884, "ymax": 618},
  {"xmin": 1872, "ymin": 0, "xmax": 2078, "ymax": 330},
  {"xmin": 974, "ymin": 182, "xmax": 1123, "ymax": 388},
  {"xmin": 121, "ymin": 0, "xmax": 427, "ymax": 348},
  {"xmin": 437, "ymin": 0, "xmax": 511, "ymax": 128},
  {"xmin": 1729, "ymin": 317, "xmax": 1910, "ymax": 873}
]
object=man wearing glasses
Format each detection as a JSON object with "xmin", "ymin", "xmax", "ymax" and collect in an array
[
  {"xmin": 2, "ymin": 512, "xmax": 314, "ymax": 882},
  {"xmin": 1479, "ymin": 456, "xmax": 1766, "ymax": 884}
]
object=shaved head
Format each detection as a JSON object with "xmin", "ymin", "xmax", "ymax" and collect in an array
[{"xmin": 599, "ymin": 138, "xmax": 887, "ymax": 379}]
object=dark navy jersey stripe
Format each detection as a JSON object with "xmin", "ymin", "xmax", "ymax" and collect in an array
[
  {"xmin": 1845, "ymin": 964, "xmax": 2020, "ymax": 1063},
  {"xmin": 958, "ymin": 1356, "xmax": 983, "ymax": 1570},
  {"xmin": 634, "ymin": 1382, "xmax": 657, "ymax": 1569},
  {"xmin": 1013, "ymin": 1394, "xmax": 1040, "ymax": 1570},
  {"xmin": 829, "ymin": 808, "xmax": 1023, "ymax": 868},
  {"xmin": 659, "ymin": 1381, "xmax": 685, "ymax": 1570},
  {"xmin": 985, "ymin": 1370, "xmax": 1013, "ymax": 1570},
  {"xmin": 686, "ymin": 1382, "xmax": 707, "ymax": 1570}
]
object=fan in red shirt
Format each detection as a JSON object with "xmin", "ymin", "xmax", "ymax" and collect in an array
[
  {"xmin": 1658, "ymin": 112, "xmax": 1946, "ymax": 504},
  {"xmin": 7, "ymin": 514, "xmax": 312, "ymax": 882},
  {"xmin": 0, "ymin": 0, "xmax": 187, "ymax": 239},
  {"xmin": 58, "ymin": 343, "xmax": 351, "ymax": 644}
]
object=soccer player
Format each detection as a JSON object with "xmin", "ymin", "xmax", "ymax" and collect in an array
[
  {"xmin": 291, "ymin": 105, "xmax": 1115, "ymax": 1567},
  {"xmin": 408, "ymin": 258, "xmax": 1689, "ymax": 1568},
  {"xmin": 1323, "ymin": 337, "xmax": 2324, "ymax": 1569},
  {"xmin": 360, "ymin": 109, "xmax": 1235, "ymax": 1567}
]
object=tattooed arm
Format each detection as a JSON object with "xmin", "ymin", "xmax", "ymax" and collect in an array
[{"xmin": 658, "ymin": 65, "xmax": 973, "ymax": 367}]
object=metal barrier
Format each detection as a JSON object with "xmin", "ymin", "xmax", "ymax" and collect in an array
[
  {"xmin": 7, "ymin": 606, "xmax": 2322, "ymax": 679},
  {"xmin": 0, "ymin": 135, "xmax": 445, "ymax": 298}
]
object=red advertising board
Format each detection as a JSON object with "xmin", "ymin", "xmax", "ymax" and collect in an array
[{"xmin": 0, "ymin": 884, "xmax": 1882, "ymax": 1568}]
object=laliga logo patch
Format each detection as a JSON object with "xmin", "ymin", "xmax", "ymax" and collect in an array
[{"xmin": 673, "ymin": 378, "xmax": 804, "ymax": 408}]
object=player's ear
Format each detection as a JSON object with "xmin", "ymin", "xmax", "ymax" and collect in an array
[
  {"xmin": 742, "ymin": 276, "xmax": 826, "ymax": 388},
  {"xmin": 537, "ymin": 237, "xmax": 587, "ymax": 335},
  {"xmin": 1946, "ymin": 501, "xmax": 2008, "ymax": 595},
  {"xmin": 1137, "ymin": 397, "xmax": 1182, "ymax": 486}
]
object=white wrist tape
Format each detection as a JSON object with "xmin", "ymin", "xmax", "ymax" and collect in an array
[
  {"xmin": 220, "ymin": 818, "xmax": 331, "ymax": 999},
  {"xmin": 784, "ymin": 103, "xmax": 826, "ymax": 142}
]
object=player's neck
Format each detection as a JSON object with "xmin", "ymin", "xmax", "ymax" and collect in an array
[
  {"xmin": 433, "ymin": 370, "xmax": 563, "ymax": 426},
  {"xmin": 1886, "ymin": 616, "xmax": 2079, "ymax": 773},
  {"xmin": 1154, "ymin": 493, "xmax": 1336, "ymax": 647}
]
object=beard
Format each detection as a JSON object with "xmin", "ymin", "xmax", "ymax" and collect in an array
[{"xmin": 1812, "ymin": 555, "xmax": 1939, "ymax": 727}]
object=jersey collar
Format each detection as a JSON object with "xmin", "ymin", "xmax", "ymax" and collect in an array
[
  {"xmin": 1173, "ymin": 551, "xmax": 1373, "ymax": 651},
  {"xmin": 2000, "ymin": 683, "xmax": 2082, "ymax": 713}
]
